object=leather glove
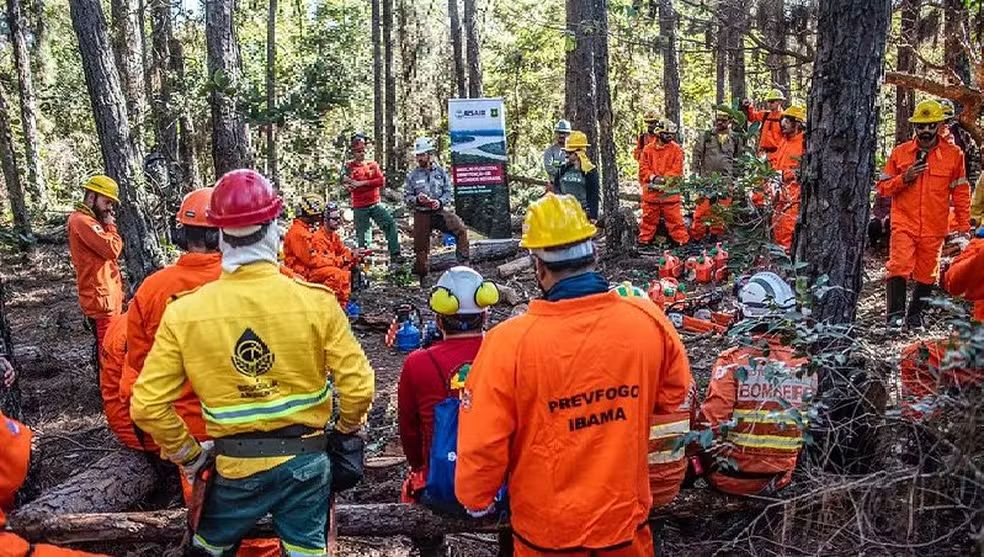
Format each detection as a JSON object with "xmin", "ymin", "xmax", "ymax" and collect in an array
[{"xmin": 180, "ymin": 440, "xmax": 214, "ymax": 485}]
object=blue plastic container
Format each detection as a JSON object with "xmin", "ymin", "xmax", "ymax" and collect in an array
[{"xmin": 395, "ymin": 320, "xmax": 422, "ymax": 353}]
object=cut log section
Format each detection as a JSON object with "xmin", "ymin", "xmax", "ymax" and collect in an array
[
  {"xmin": 9, "ymin": 490, "xmax": 767, "ymax": 545},
  {"xmin": 497, "ymin": 256, "xmax": 532, "ymax": 278},
  {"xmin": 11, "ymin": 450, "xmax": 158, "ymax": 526},
  {"xmin": 428, "ymin": 239, "xmax": 520, "ymax": 272}
]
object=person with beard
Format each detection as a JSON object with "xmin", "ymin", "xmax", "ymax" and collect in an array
[
  {"xmin": 770, "ymin": 105, "xmax": 806, "ymax": 252},
  {"xmin": 67, "ymin": 175, "xmax": 125, "ymax": 352},
  {"xmin": 633, "ymin": 110, "xmax": 663, "ymax": 161},
  {"xmin": 308, "ymin": 202, "xmax": 366, "ymax": 307},
  {"xmin": 130, "ymin": 170, "xmax": 375, "ymax": 557},
  {"xmin": 877, "ymin": 100, "xmax": 971, "ymax": 330},
  {"xmin": 404, "ymin": 137, "xmax": 469, "ymax": 285},
  {"xmin": 691, "ymin": 108, "xmax": 744, "ymax": 241},
  {"xmin": 638, "ymin": 121, "xmax": 688, "ymax": 246},
  {"xmin": 455, "ymin": 193, "xmax": 692, "ymax": 556}
]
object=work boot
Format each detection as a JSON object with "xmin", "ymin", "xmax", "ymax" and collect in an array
[
  {"xmin": 906, "ymin": 282, "xmax": 934, "ymax": 331},
  {"xmin": 886, "ymin": 276, "xmax": 906, "ymax": 330}
]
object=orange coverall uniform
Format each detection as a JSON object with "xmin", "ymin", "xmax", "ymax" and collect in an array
[
  {"xmin": 98, "ymin": 313, "xmax": 152, "ymax": 451},
  {"xmin": 697, "ymin": 337, "xmax": 816, "ymax": 496},
  {"xmin": 638, "ymin": 140, "xmax": 689, "ymax": 245},
  {"xmin": 0, "ymin": 412, "xmax": 107, "ymax": 556},
  {"xmin": 770, "ymin": 131, "xmax": 805, "ymax": 252},
  {"xmin": 900, "ymin": 339, "xmax": 982, "ymax": 420},
  {"xmin": 745, "ymin": 106, "xmax": 784, "ymax": 156},
  {"xmin": 308, "ymin": 227, "xmax": 355, "ymax": 305},
  {"xmin": 67, "ymin": 204, "xmax": 124, "ymax": 348},
  {"xmin": 944, "ymin": 237, "xmax": 984, "ymax": 321},
  {"xmin": 456, "ymin": 291, "xmax": 693, "ymax": 555},
  {"xmin": 877, "ymin": 137, "xmax": 970, "ymax": 284},
  {"xmin": 648, "ymin": 379, "xmax": 697, "ymax": 507},
  {"xmin": 282, "ymin": 218, "xmax": 317, "ymax": 277}
]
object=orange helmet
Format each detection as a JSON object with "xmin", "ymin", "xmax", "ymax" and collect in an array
[{"xmin": 177, "ymin": 187, "xmax": 215, "ymax": 227}]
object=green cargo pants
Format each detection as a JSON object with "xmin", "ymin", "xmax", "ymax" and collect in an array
[{"xmin": 353, "ymin": 203, "xmax": 401, "ymax": 257}]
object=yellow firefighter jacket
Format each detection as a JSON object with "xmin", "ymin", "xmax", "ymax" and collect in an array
[{"xmin": 130, "ymin": 261, "xmax": 375, "ymax": 479}]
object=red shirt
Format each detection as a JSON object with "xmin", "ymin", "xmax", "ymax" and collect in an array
[
  {"xmin": 397, "ymin": 335, "xmax": 483, "ymax": 470},
  {"xmin": 346, "ymin": 160, "xmax": 386, "ymax": 208}
]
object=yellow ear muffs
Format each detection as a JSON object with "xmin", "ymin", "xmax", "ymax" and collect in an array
[
  {"xmin": 429, "ymin": 286, "xmax": 460, "ymax": 315},
  {"xmin": 475, "ymin": 281, "xmax": 500, "ymax": 308}
]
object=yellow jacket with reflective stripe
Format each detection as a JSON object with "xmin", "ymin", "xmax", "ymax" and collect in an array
[{"xmin": 130, "ymin": 262, "xmax": 375, "ymax": 479}]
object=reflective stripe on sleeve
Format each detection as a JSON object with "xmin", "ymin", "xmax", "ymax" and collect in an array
[
  {"xmin": 649, "ymin": 419, "xmax": 690, "ymax": 440},
  {"xmin": 726, "ymin": 432, "xmax": 803, "ymax": 451}
]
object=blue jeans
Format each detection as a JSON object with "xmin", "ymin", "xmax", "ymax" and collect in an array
[{"xmin": 193, "ymin": 452, "xmax": 331, "ymax": 556}]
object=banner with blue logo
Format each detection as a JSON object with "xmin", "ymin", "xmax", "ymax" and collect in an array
[{"xmin": 449, "ymin": 98, "xmax": 511, "ymax": 238}]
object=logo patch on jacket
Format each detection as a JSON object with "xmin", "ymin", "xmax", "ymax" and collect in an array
[{"xmin": 231, "ymin": 328, "xmax": 275, "ymax": 377}]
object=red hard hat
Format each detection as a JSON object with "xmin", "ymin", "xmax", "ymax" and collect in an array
[
  {"xmin": 206, "ymin": 169, "xmax": 283, "ymax": 228},
  {"xmin": 177, "ymin": 187, "xmax": 215, "ymax": 227}
]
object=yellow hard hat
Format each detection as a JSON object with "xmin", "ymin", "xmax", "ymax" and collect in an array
[
  {"xmin": 643, "ymin": 110, "xmax": 661, "ymax": 123},
  {"xmin": 781, "ymin": 105, "xmax": 806, "ymax": 122},
  {"xmin": 938, "ymin": 99, "xmax": 955, "ymax": 119},
  {"xmin": 764, "ymin": 89, "xmax": 786, "ymax": 102},
  {"xmin": 563, "ymin": 130, "xmax": 590, "ymax": 151},
  {"xmin": 296, "ymin": 193, "xmax": 324, "ymax": 218},
  {"xmin": 520, "ymin": 193, "xmax": 597, "ymax": 249},
  {"xmin": 909, "ymin": 100, "xmax": 946, "ymax": 124},
  {"xmin": 83, "ymin": 175, "xmax": 120, "ymax": 203}
]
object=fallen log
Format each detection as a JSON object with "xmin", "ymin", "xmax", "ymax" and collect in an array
[
  {"xmin": 495, "ymin": 284, "xmax": 524, "ymax": 306},
  {"xmin": 497, "ymin": 256, "xmax": 532, "ymax": 278},
  {"xmin": 12, "ymin": 449, "xmax": 158, "ymax": 526},
  {"xmin": 9, "ymin": 490, "xmax": 768, "ymax": 545},
  {"xmin": 429, "ymin": 239, "xmax": 520, "ymax": 272}
]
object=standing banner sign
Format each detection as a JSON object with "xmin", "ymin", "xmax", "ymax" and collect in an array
[{"xmin": 448, "ymin": 98, "xmax": 511, "ymax": 238}]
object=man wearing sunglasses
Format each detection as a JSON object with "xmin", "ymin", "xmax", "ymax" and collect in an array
[
  {"xmin": 308, "ymin": 202, "xmax": 367, "ymax": 307},
  {"xmin": 877, "ymin": 100, "xmax": 972, "ymax": 330}
]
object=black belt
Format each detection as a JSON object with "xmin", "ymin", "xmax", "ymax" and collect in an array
[
  {"xmin": 215, "ymin": 426, "xmax": 326, "ymax": 458},
  {"xmin": 512, "ymin": 520, "xmax": 648, "ymax": 554}
]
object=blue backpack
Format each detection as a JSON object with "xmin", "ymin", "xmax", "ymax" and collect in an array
[{"xmin": 420, "ymin": 351, "xmax": 469, "ymax": 515}]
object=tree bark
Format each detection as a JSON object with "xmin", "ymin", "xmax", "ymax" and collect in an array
[
  {"xmin": 448, "ymin": 0, "xmax": 467, "ymax": 98},
  {"xmin": 725, "ymin": 0, "xmax": 747, "ymax": 103},
  {"xmin": 796, "ymin": 0, "xmax": 890, "ymax": 321},
  {"xmin": 382, "ymin": 0, "xmax": 396, "ymax": 179},
  {"xmin": 894, "ymin": 0, "xmax": 917, "ymax": 145},
  {"xmin": 0, "ymin": 81, "xmax": 31, "ymax": 241},
  {"xmin": 172, "ymin": 38, "xmax": 201, "ymax": 190},
  {"xmin": 10, "ymin": 450, "xmax": 157, "ymax": 526},
  {"xmin": 565, "ymin": 0, "xmax": 599, "ymax": 162},
  {"xmin": 6, "ymin": 0, "xmax": 47, "ymax": 210},
  {"xmin": 371, "ymin": 0, "xmax": 384, "ymax": 167},
  {"xmin": 943, "ymin": 0, "xmax": 971, "ymax": 87},
  {"xmin": 0, "ymin": 278, "xmax": 22, "ymax": 419},
  {"xmin": 715, "ymin": 11, "xmax": 726, "ymax": 105},
  {"xmin": 761, "ymin": 0, "xmax": 789, "ymax": 94},
  {"xmin": 69, "ymin": 0, "xmax": 165, "ymax": 286},
  {"xmin": 9, "ymin": 490, "xmax": 764, "ymax": 545},
  {"xmin": 149, "ymin": 0, "xmax": 181, "ymax": 219},
  {"xmin": 265, "ymin": 0, "xmax": 278, "ymax": 188},
  {"xmin": 429, "ymin": 239, "xmax": 519, "ymax": 272},
  {"xmin": 593, "ymin": 0, "xmax": 623, "ymax": 250},
  {"xmin": 658, "ymin": 0, "xmax": 681, "ymax": 131},
  {"xmin": 205, "ymin": 0, "xmax": 252, "ymax": 177},
  {"xmin": 109, "ymin": 0, "xmax": 146, "ymax": 158},
  {"xmin": 463, "ymin": 0, "xmax": 482, "ymax": 98}
]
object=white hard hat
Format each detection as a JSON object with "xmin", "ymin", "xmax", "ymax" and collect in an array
[
  {"xmin": 661, "ymin": 121, "xmax": 679, "ymax": 134},
  {"xmin": 738, "ymin": 271, "xmax": 795, "ymax": 319},
  {"xmin": 554, "ymin": 119, "xmax": 572, "ymax": 133},
  {"xmin": 413, "ymin": 137, "xmax": 436, "ymax": 156},
  {"xmin": 429, "ymin": 266, "xmax": 500, "ymax": 315}
]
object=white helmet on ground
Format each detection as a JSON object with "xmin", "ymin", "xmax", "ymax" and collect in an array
[
  {"xmin": 738, "ymin": 271, "xmax": 795, "ymax": 318},
  {"xmin": 554, "ymin": 119, "xmax": 573, "ymax": 133},
  {"xmin": 413, "ymin": 137, "xmax": 436, "ymax": 155},
  {"xmin": 429, "ymin": 266, "xmax": 500, "ymax": 315}
]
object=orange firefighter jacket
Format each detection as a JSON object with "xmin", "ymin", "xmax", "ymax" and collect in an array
[
  {"xmin": 633, "ymin": 132, "xmax": 658, "ymax": 161},
  {"xmin": 638, "ymin": 140, "xmax": 685, "ymax": 204},
  {"xmin": 455, "ymin": 291, "xmax": 692, "ymax": 551},
  {"xmin": 648, "ymin": 379, "xmax": 697, "ymax": 507},
  {"xmin": 0, "ymin": 412, "xmax": 108, "ymax": 557},
  {"xmin": 309, "ymin": 228, "xmax": 356, "ymax": 276},
  {"xmin": 746, "ymin": 106, "xmax": 784, "ymax": 154},
  {"xmin": 772, "ymin": 132, "xmax": 805, "ymax": 203},
  {"xmin": 698, "ymin": 337, "xmax": 816, "ymax": 496},
  {"xmin": 99, "ymin": 313, "xmax": 152, "ymax": 451},
  {"xmin": 283, "ymin": 219, "xmax": 317, "ymax": 277},
  {"xmin": 944, "ymin": 237, "xmax": 984, "ymax": 321},
  {"xmin": 900, "ymin": 338, "xmax": 982, "ymax": 420},
  {"xmin": 67, "ymin": 204, "xmax": 124, "ymax": 319},
  {"xmin": 877, "ymin": 137, "xmax": 971, "ymax": 238}
]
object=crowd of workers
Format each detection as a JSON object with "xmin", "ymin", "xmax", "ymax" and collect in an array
[{"xmin": 0, "ymin": 86, "xmax": 976, "ymax": 557}]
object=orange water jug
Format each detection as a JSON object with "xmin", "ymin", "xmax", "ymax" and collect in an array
[
  {"xmin": 658, "ymin": 251, "xmax": 682, "ymax": 279},
  {"xmin": 647, "ymin": 279, "xmax": 666, "ymax": 308},
  {"xmin": 694, "ymin": 256, "xmax": 715, "ymax": 284}
]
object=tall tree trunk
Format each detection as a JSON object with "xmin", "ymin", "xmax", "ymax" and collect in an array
[
  {"xmin": 726, "ymin": 0, "xmax": 747, "ymax": 103},
  {"xmin": 149, "ymin": 0, "xmax": 180, "ymax": 216},
  {"xmin": 463, "ymin": 0, "xmax": 482, "ymax": 98},
  {"xmin": 69, "ymin": 0, "xmax": 164, "ymax": 286},
  {"xmin": 762, "ymin": 0, "xmax": 789, "ymax": 94},
  {"xmin": 383, "ymin": 0, "xmax": 396, "ymax": 179},
  {"xmin": 205, "ymin": 0, "xmax": 251, "ymax": 177},
  {"xmin": 943, "ymin": 0, "xmax": 971, "ymax": 87},
  {"xmin": 796, "ymin": 0, "xmax": 890, "ymax": 322},
  {"xmin": 0, "ymin": 278, "xmax": 21, "ymax": 419},
  {"xmin": 658, "ymin": 0, "xmax": 681, "ymax": 131},
  {"xmin": 265, "ymin": 0, "xmax": 278, "ymax": 188},
  {"xmin": 715, "ymin": 15, "xmax": 726, "ymax": 104},
  {"xmin": 448, "ymin": 0, "xmax": 467, "ymax": 98},
  {"xmin": 137, "ymin": 0, "xmax": 153, "ymax": 137},
  {"xmin": 109, "ymin": 0, "xmax": 145, "ymax": 157},
  {"xmin": 6, "ymin": 0, "xmax": 46, "ymax": 210},
  {"xmin": 371, "ymin": 0, "xmax": 384, "ymax": 168},
  {"xmin": 894, "ymin": 0, "xmax": 918, "ymax": 145},
  {"xmin": 171, "ymin": 38, "xmax": 200, "ymax": 190},
  {"xmin": 565, "ymin": 0, "xmax": 598, "ymax": 162},
  {"xmin": 0, "ymin": 82, "xmax": 31, "ymax": 241},
  {"xmin": 592, "ymin": 0, "xmax": 625, "ymax": 251}
]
